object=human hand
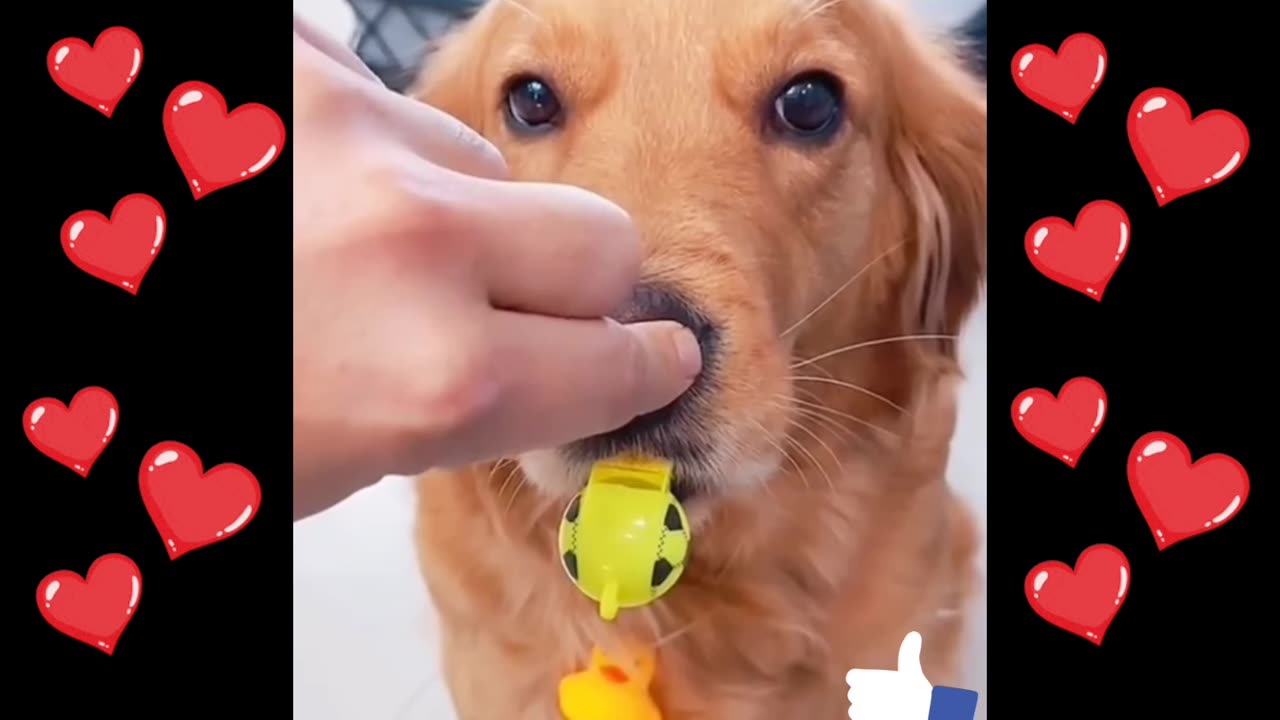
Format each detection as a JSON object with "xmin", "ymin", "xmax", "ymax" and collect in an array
[
  {"xmin": 291, "ymin": 17, "xmax": 702, "ymax": 519},
  {"xmin": 846, "ymin": 632, "xmax": 934, "ymax": 720}
]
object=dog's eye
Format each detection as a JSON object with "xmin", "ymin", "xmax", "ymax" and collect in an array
[
  {"xmin": 505, "ymin": 76, "xmax": 562, "ymax": 132},
  {"xmin": 772, "ymin": 73, "xmax": 843, "ymax": 139}
]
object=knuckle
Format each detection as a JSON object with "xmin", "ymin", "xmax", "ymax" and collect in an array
[
  {"xmin": 360, "ymin": 162, "xmax": 413, "ymax": 212},
  {"xmin": 345, "ymin": 160, "xmax": 476, "ymax": 271},
  {"xmin": 361, "ymin": 163, "xmax": 460, "ymax": 241},
  {"xmin": 350, "ymin": 163, "xmax": 413, "ymax": 237},
  {"xmin": 414, "ymin": 185, "xmax": 465, "ymax": 241},
  {"xmin": 412, "ymin": 342, "xmax": 500, "ymax": 436}
]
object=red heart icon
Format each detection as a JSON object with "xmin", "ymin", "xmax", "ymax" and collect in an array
[
  {"xmin": 61, "ymin": 194, "xmax": 167, "ymax": 295},
  {"xmin": 1025, "ymin": 544, "xmax": 1129, "ymax": 646},
  {"xmin": 163, "ymin": 81, "xmax": 285, "ymax": 200},
  {"xmin": 1025, "ymin": 200, "xmax": 1129, "ymax": 302},
  {"xmin": 139, "ymin": 441, "xmax": 261, "ymax": 559},
  {"xmin": 1011, "ymin": 377, "xmax": 1107, "ymax": 467},
  {"xmin": 36, "ymin": 554, "xmax": 142, "ymax": 656},
  {"xmin": 23, "ymin": 386, "xmax": 119, "ymax": 477},
  {"xmin": 1011, "ymin": 33, "xmax": 1107, "ymax": 123},
  {"xmin": 1128, "ymin": 88, "xmax": 1249, "ymax": 207},
  {"xmin": 1128, "ymin": 432, "xmax": 1249, "ymax": 550},
  {"xmin": 47, "ymin": 27, "xmax": 143, "ymax": 117}
]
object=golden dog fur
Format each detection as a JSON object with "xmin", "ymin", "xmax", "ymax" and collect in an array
[{"xmin": 412, "ymin": 0, "xmax": 986, "ymax": 717}]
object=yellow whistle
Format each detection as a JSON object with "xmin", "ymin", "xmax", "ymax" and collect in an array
[
  {"xmin": 559, "ymin": 646, "xmax": 662, "ymax": 720},
  {"xmin": 557, "ymin": 457, "xmax": 691, "ymax": 621}
]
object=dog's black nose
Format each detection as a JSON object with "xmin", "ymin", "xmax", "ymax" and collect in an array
[
  {"xmin": 610, "ymin": 285, "xmax": 716, "ymax": 362},
  {"xmin": 567, "ymin": 285, "xmax": 718, "ymax": 469}
]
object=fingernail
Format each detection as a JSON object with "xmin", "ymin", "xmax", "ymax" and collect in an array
[{"xmin": 672, "ymin": 327, "xmax": 702, "ymax": 379}]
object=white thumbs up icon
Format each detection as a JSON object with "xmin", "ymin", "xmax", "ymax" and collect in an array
[{"xmin": 846, "ymin": 631, "xmax": 934, "ymax": 720}]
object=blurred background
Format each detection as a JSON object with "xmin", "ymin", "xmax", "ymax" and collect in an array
[{"xmin": 292, "ymin": 1, "xmax": 987, "ymax": 717}]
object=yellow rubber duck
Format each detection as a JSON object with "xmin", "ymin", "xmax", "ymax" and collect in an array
[{"xmin": 558, "ymin": 646, "xmax": 662, "ymax": 720}]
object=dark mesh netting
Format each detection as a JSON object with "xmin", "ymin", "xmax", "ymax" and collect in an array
[
  {"xmin": 348, "ymin": 0, "xmax": 481, "ymax": 92},
  {"xmin": 957, "ymin": 5, "xmax": 986, "ymax": 75}
]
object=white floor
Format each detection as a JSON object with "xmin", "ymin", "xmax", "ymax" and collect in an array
[{"xmin": 291, "ymin": 3, "xmax": 986, "ymax": 718}]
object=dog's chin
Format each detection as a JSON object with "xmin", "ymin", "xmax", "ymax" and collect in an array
[{"xmin": 516, "ymin": 444, "xmax": 783, "ymax": 526}]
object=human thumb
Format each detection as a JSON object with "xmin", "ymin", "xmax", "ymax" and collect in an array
[
  {"xmin": 619, "ymin": 321, "xmax": 703, "ymax": 417},
  {"xmin": 896, "ymin": 631, "xmax": 926, "ymax": 678}
]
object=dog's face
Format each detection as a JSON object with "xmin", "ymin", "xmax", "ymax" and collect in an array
[{"xmin": 417, "ymin": 0, "xmax": 985, "ymax": 508}]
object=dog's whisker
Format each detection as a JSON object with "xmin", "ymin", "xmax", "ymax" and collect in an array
[
  {"xmin": 790, "ymin": 385, "xmax": 823, "ymax": 404},
  {"xmin": 790, "ymin": 396, "xmax": 900, "ymax": 439},
  {"xmin": 790, "ymin": 333, "xmax": 958, "ymax": 370},
  {"xmin": 788, "ymin": 375, "xmax": 911, "ymax": 415},
  {"xmin": 501, "ymin": 471, "xmax": 528, "ymax": 518},
  {"xmin": 798, "ymin": 408, "xmax": 862, "ymax": 441},
  {"xmin": 715, "ymin": 432, "xmax": 777, "ymax": 501},
  {"xmin": 497, "ymin": 0, "xmax": 546, "ymax": 24},
  {"xmin": 713, "ymin": 536, "xmax": 754, "ymax": 583},
  {"xmin": 771, "ymin": 395, "xmax": 862, "ymax": 442},
  {"xmin": 779, "ymin": 241, "xmax": 904, "ymax": 339},
  {"xmin": 793, "ymin": 0, "xmax": 845, "ymax": 24},
  {"xmin": 787, "ymin": 418, "xmax": 845, "ymax": 489},
  {"xmin": 478, "ymin": 460, "xmax": 521, "ymax": 541},
  {"xmin": 781, "ymin": 432, "xmax": 820, "ymax": 475},
  {"xmin": 750, "ymin": 417, "xmax": 810, "ymax": 490},
  {"xmin": 495, "ymin": 460, "xmax": 521, "ymax": 504},
  {"xmin": 392, "ymin": 673, "xmax": 446, "ymax": 720},
  {"xmin": 653, "ymin": 612, "xmax": 710, "ymax": 649},
  {"xmin": 788, "ymin": 402, "xmax": 879, "ymax": 440},
  {"xmin": 502, "ymin": 481, "xmax": 525, "ymax": 518},
  {"xmin": 769, "ymin": 435, "xmax": 811, "ymax": 491},
  {"xmin": 485, "ymin": 457, "xmax": 514, "ymax": 484},
  {"xmin": 786, "ymin": 388, "xmax": 867, "ymax": 436},
  {"xmin": 783, "ymin": 433, "xmax": 834, "ymax": 492},
  {"xmin": 798, "ymin": 359, "xmax": 840, "ymax": 382}
]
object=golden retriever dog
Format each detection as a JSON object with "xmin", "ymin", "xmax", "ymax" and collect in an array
[{"xmin": 412, "ymin": 0, "xmax": 986, "ymax": 717}]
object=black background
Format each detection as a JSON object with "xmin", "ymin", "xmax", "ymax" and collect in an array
[
  {"xmin": 990, "ymin": 1, "xmax": 1268, "ymax": 714},
  {"xmin": 12, "ymin": 2, "xmax": 291, "ymax": 709}
]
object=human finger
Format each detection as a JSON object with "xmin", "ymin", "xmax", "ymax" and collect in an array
[
  {"xmin": 382, "ymin": 93, "xmax": 510, "ymax": 181},
  {"xmin": 292, "ymin": 16, "xmax": 507, "ymax": 181},
  {"xmin": 478, "ymin": 314, "xmax": 702, "ymax": 455},
  {"xmin": 454, "ymin": 176, "xmax": 642, "ymax": 318},
  {"xmin": 293, "ymin": 14, "xmax": 383, "ymax": 85}
]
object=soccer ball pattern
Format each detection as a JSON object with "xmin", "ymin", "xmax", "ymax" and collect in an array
[{"xmin": 558, "ymin": 492, "xmax": 691, "ymax": 602}]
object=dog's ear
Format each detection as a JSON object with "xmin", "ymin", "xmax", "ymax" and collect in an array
[{"xmin": 869, "ymin": 6, "xmax": 987, "ymax": 356}]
